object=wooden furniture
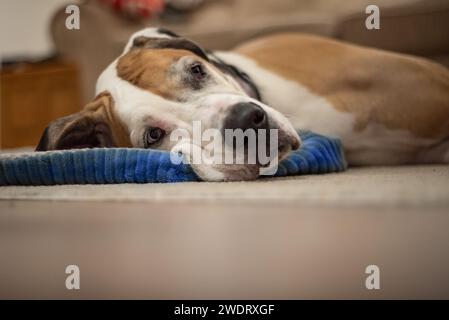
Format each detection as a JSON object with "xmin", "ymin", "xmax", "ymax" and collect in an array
[{"xmin": 1, "ymin": 60, "xmax": 82, "ymax": 149}]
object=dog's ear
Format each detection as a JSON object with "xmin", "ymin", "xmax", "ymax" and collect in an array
[
  {"xmin": 36, "ymin": 92, "xmax": 128, "ymax": 151},
  {"xmin": 130, "ymin": 32, "xmax": 209, "ymax": 61},
  {"xmin": 156, "ymin": 28, "xmax": 180, "ymax": 38}
]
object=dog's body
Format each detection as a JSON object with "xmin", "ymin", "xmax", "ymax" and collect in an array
[
  {"xmin": 37, "ymin": 28, "xmax": 449, "ymax": 181},
  {"xmin": 226, "ymin": 33, "xmax": 449, "ymax": 165}
]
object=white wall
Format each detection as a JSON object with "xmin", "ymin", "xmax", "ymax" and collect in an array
[{"xmin": 0, "ymin": 0, "xmax": 72, "ymax": 59}]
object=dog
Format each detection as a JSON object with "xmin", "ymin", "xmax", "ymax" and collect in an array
[{"xmin": 36, "ymin": 28, "xmax": 449, "ymax": 181}]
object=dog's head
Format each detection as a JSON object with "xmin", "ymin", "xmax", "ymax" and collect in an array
[{"xmin": 37, "ymin": 28, "xmax": 300, "ymax": 181}]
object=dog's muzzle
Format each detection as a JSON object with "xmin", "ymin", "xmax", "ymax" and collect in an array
[
  {"xmin": 223, "ymin": 102, "xmax": 269, "ymax": 132},
  {"xmin": 221, "ymin": 102, "xmax": 299, "ymax": 164}
]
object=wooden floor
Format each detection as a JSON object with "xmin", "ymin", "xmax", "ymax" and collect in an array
[{"xmin": 1, "ymin": 199, "xmax": 448, "ymax": 299}]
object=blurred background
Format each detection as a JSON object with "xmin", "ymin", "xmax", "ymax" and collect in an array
[{"xmin": 1, "ymin": 0, "xmax": 449, "ymax": 149}]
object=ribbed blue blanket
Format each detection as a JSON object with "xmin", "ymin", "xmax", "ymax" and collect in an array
[{"xmin": 0, "ymin": 131, "xmax": 346, "ymax": 185}]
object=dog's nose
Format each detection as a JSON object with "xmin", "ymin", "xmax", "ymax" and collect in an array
[{"xmin": 223, "ymin": 102, "xmax": 269, "ymax": 131}]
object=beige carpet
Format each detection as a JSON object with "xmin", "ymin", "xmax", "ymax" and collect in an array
[
  {"xmin": 1, "ymin": 165, "xmax": 449, "ymax": 299},
  {"xmin": 1, "ymin": 165, "xmax": 448, "ymax": 208}
]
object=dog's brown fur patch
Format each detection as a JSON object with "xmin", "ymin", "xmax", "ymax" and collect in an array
[
  {"xmin": 117, "ymin": 48, "xmax": 194, "ymax": 100},
  {"xmin": 236, "ymin": 33, "xmax": 449, "ymax": 139},
  {"xmin": 85, "ymin": 91, "xmax": 131, "ymax": 147},
  {"xmin": 36, "ymin": 91, "xmax": 131, "ymax": 151}
]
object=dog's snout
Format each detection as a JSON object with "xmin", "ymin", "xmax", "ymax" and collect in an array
[{"xmin": 223, "ymin": 102, "xmax": 269, "ymax": 131}]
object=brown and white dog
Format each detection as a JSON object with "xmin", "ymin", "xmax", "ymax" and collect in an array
[{"xmin": 37, "ymin": 28, "xmax": 449, "ymax": 181}]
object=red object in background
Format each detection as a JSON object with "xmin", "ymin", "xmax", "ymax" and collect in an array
[{"xmin": 99, "ymin": 0, "xmax": 166, "ymax": 18}]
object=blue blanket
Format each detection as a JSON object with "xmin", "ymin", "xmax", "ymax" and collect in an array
[{"xmin": 0, "ymin": 131, "xmax": 346, "ymax": 185}]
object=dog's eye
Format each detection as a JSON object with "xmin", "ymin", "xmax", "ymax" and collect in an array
[
  {"xmin": 190, "ymin": 63, "xmax": 206, "ymax": 79},
  {"xmin": 144, "ymin": 127, "xmax": 165, "ymax": 147}
]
